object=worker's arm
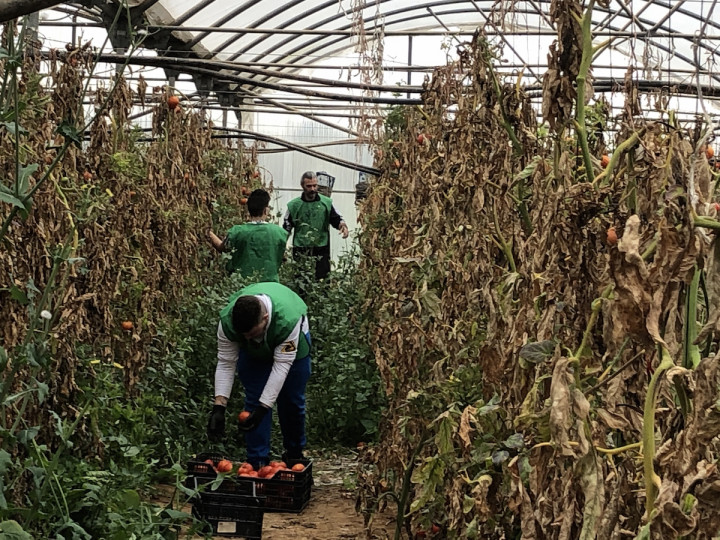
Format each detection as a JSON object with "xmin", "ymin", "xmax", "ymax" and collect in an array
[
  {"xmin": 207, "ymin": 322, "xmax": 240, "ymax": 439},
  {"xmin": 208, "ymin": 230, "xmax": 227, "ymax": 252},
  {"xmin": 329, "ymin": 206, "xmax": 349, "ymax": 238},
  {"xmin": 282, "ymin": 209, "xmax": 294, "ymax": 233},
  {"xmin": 259, "ymin": 317, "xmax": 307, "ymax": 408},
  {"xmin": 214, "ymin": 322, "xmax": 239, "ymax": 405}
]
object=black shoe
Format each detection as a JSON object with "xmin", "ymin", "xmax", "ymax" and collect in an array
[
  {"xmin": 250, "ymin": 458, "xmax": 269, "ymax": 471},
  {"xmin": 282, "ymin": 450, "xmax": 305, "ymax": 464}
]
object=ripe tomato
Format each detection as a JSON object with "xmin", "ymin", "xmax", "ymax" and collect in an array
[
  {"xmin": 601, "ymin": 154, "xmax": 610, "ymax": 167},
  {"xmin": 238, "ymin": 411, "xmax": 251, "ymax": 422},
  {"xmin": 240, "ymin": 197, "xmax": 248, "ymax": 205},
  {"xmin": 83, "ymin": 171, "xmax": 93, "ymax": 181},
  {"xmin": 430, "ymin": 524, "xmax": 441, "ymax": 534},
  {"xmin": 291, "ymin": 463, "xmax": 305, "ymax": 472},
  {"xmin": 417, "ymin": 134, "xmax": 426, "ymax": 144},
  {"xmin": 121, "ymin": 321, "xmax": 134, "ymax": 331},
  {"xmin": 216, "ymin": 459, "xmax": 233, "ymax": 473},
  {"xmin": 167, "ymin": 95, "xmax": 180, "ymax": 109},
  {"xmin": 204, "ymin": 459, "xmax": 215, "ymax": 467},
  {"xmin": 258, "ymin": 465, "xmax": 274, "ymax": 478},
  {"xmin": 707, "ymin": 146, "xmax": 715, "ymax": 159},
  {"xmin": 606, "ymin": 226, "xmax": 618, "ymax": 246},
  {"xmin": 714, "ymin": 202, "xmax": 720, "ymax": 213}
]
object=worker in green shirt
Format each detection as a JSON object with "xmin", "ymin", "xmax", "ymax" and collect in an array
[
  {"xmin": 283, "ymin": 171, "xmax": 348, "ymax": 280},
  {"xmin": 208, "ymin": 189, "xmax": 289, "ymax": 282}
]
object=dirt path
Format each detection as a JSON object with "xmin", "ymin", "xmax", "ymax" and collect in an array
[{"xmin": 262, "ymin": 484, "xmax": 364, "ymax": 539}]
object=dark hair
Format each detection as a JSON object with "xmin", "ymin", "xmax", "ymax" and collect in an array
[
  {"xmin": 247, "ymin": 189, "xmax": 270, "ymax": 217},
  {"xmin": 232, "ymin": 296, "xmax": 262, "ymax": 334},
  {"xmin": 300, "ymin": 171, "xmax": 316, "ymax": 186}
]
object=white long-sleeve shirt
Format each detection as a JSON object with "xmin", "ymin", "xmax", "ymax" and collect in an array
[{"xmin": 214, "ymin": 294, "xmax": 309, "ymax": 408}]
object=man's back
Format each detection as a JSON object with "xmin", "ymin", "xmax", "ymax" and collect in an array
[{"xmin": 225, "ymin": 222, "xmax": 288, "ymax": 281}]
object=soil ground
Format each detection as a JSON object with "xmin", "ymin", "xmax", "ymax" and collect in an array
[{"xmin": 164, "ymin": 452, "xmax": 397, "ymax": 540}]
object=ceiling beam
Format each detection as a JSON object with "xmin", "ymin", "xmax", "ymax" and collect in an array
[{"xmin": 0, "ymin": 0, "xmax": 66, "ymax": 23}]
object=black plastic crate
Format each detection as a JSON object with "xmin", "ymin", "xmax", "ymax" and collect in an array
[
  {"xmin": 185, "ymin": 453, "xmax": 258, "ymax": 496},
  {"xmin": 192, "ymin": 495, "xmax": 263, "ymax": 539},
  {"xmin": 186, "ymin": 453, "xmax": 313, "ymax": 513},
  {"xmin": 254, "ymin": 460, "xmax": 312, "ymax": 513}
]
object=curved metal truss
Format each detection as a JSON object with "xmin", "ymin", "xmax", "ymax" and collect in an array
[{"xmin": 5, "ymin": 0, "xmax": 720, "ymax": 141}]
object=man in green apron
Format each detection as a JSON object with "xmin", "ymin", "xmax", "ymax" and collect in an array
[
  {"xmin": 208, "ymin": 189, "xmax": 288, "ymax": 282},
  {"xmin": 207, "ymin": 282, "xmax": 311, "ymax": 469},
  {"xmin": 283, "ymin": 171, "xmax": 348, "ymax": 279}
]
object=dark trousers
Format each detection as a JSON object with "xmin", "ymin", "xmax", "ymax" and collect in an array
[
  {"xmin": 293, "ymin": 245, "xmax": 331, "ymax": 280},
  {"xmin": 236, "ymin": 345, "xmax": 312, "ymax": 468}
]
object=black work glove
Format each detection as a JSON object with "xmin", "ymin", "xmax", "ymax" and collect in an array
[
  {"xmin": 238, "ymin": 406, "xmax": 269, "ymax": 432},
  {"xmin": 207, "ymin": 404, "xmax": 226, "ymax": 441}
]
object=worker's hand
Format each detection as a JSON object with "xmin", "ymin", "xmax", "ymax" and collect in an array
[
  {"xmin": 339, "ymin": 221, "xmax": 349, "ymax": 239},
  {"xmin": 207, "ymin": 404, "xmax": 226, "ymax": 441},
  {"xmin": 238, "ymin": 406, "xmax": 269, "ymax": 432}
]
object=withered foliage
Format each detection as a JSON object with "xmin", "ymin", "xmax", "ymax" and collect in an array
[
  {"xmin": 357, "ymin": 28, "xmax": 720, "ymax": 539},
  {"xmin": 0, "ymin": 50, "xmax": 258, "ymax": 456}
]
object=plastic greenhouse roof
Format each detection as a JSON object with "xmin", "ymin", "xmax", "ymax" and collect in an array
[{"xmin": 18, "ymin": 1, "xmax": 720, "ymax": 134}]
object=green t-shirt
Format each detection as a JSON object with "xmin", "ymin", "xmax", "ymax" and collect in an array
[
  {"xmin": 286, "ymin": 195, "xmax": 333, "ymax": 248},
  {"xmin": 219, "ymin": 282, "xmax": 310, "ymax": 361},
  {"xmin": 225, "ymin": 222, "xmax": 288, "ymax": 282}
]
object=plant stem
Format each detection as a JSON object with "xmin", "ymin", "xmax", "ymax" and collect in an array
[
  {"xmin": 683, "ymin": 265, "xmax": 701, "ymax": 370},
  {"xmin": 570, "ymin": 284, "xmax": 613, "ymax": 366},
  {"xmin": 642, "ymin": 345, "xmax": 675, "ymax": 518},
  {"xmin": 692, "ymin": 216, "xmax": 720, "ymax": 230},
  {"xmin": 593, "ymin": 131, "xmax": 642, "ymax": 185},
  {"xmin": 394, "ymin": 431, "xmax": 430, "ymax": 540},
  {"xmin": 573, "ymin": 0, "xmax": 596, "ymax": 182},
  {"xmin": 595, "ymin": 441, "xmax": 641, "ymax": 455},
  {"xmin": 478, "ymin": 40, "xmax": 523, "ymax": 155},
  {"xmin": 493, "ymin": 204, "xmax": 516, "ymax": 272}
]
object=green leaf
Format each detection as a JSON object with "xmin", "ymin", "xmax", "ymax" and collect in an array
[
  {"xmin": 513, "ymin": 155, "xmax": 541, "ymax": 183},
  {"xmin": 491, "ymin": 449, "xmax": 509, "ymax": 465},
  {"xmin": 435, "ymin": 414, "xmax": 455, "ymax": 455},
  {"xmin": 8, "ymin": 284, "xmax": 28, "ymax": 305},
  {"xmin": 1, "ymin": 121, "xmax": 27, "ymax": 137},
  {"xmin": 17, "ymin": 427, "xmax": 39, "ymax": 445},
  {"xmin": 518, "ymin": 454, "xmax": 532, "ymax": 485},
  {"xmin": 503, "ymin": 433, "xmax": 525, "ymax": 449},
  {"xmin": 57, "ymin": 121, "xmax": 83, "ymax": 148},
  {"xmin": 0, "ymin": 450, "xmax": 12, "ymax": 475},
  {"xmin": 409, "ymin": 457, "xmax": 445, "ymax": 513},
  {"xmin": 462, "ymin": 494, "xmax": 475, "ymax": 513},
  {"xmin": 120, "ymin": 489, "xmax": 141, "ymax": 509},
  {"xmin": 519, "ymin": 340, "xmax": 556, "ymax": 364},
  {"xmin": 0, "ymin": 190, "xmax": 27, "ymax": 212},
  {"xmin": 163, "ymin": 508, "xmax": 192, "ymax": 519},
  {"xmin": 17, "ymin": 163, "xmax": 39, "ymax": 194},
  {"xmin": 0, "ymin": 520, "xmax": 33, "ymax": 539}
]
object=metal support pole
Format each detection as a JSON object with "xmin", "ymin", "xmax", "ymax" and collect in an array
[{"xmin": 407, "ymin": 35, "xmax": 413, "ymax": 99}]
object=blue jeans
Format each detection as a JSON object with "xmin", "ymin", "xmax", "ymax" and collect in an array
[{"xmin": 237, "ymin": 337, "xmax": 311, "ymax": 468}]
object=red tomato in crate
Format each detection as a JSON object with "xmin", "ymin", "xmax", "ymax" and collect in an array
[{"xmin": 216, "ymin": 459, "xmax": 233, "ymax": 473}]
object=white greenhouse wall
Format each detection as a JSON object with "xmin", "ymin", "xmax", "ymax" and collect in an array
[{"xmin": 253, "ymin": 113, "xmax": 374, "ymax": 263}]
